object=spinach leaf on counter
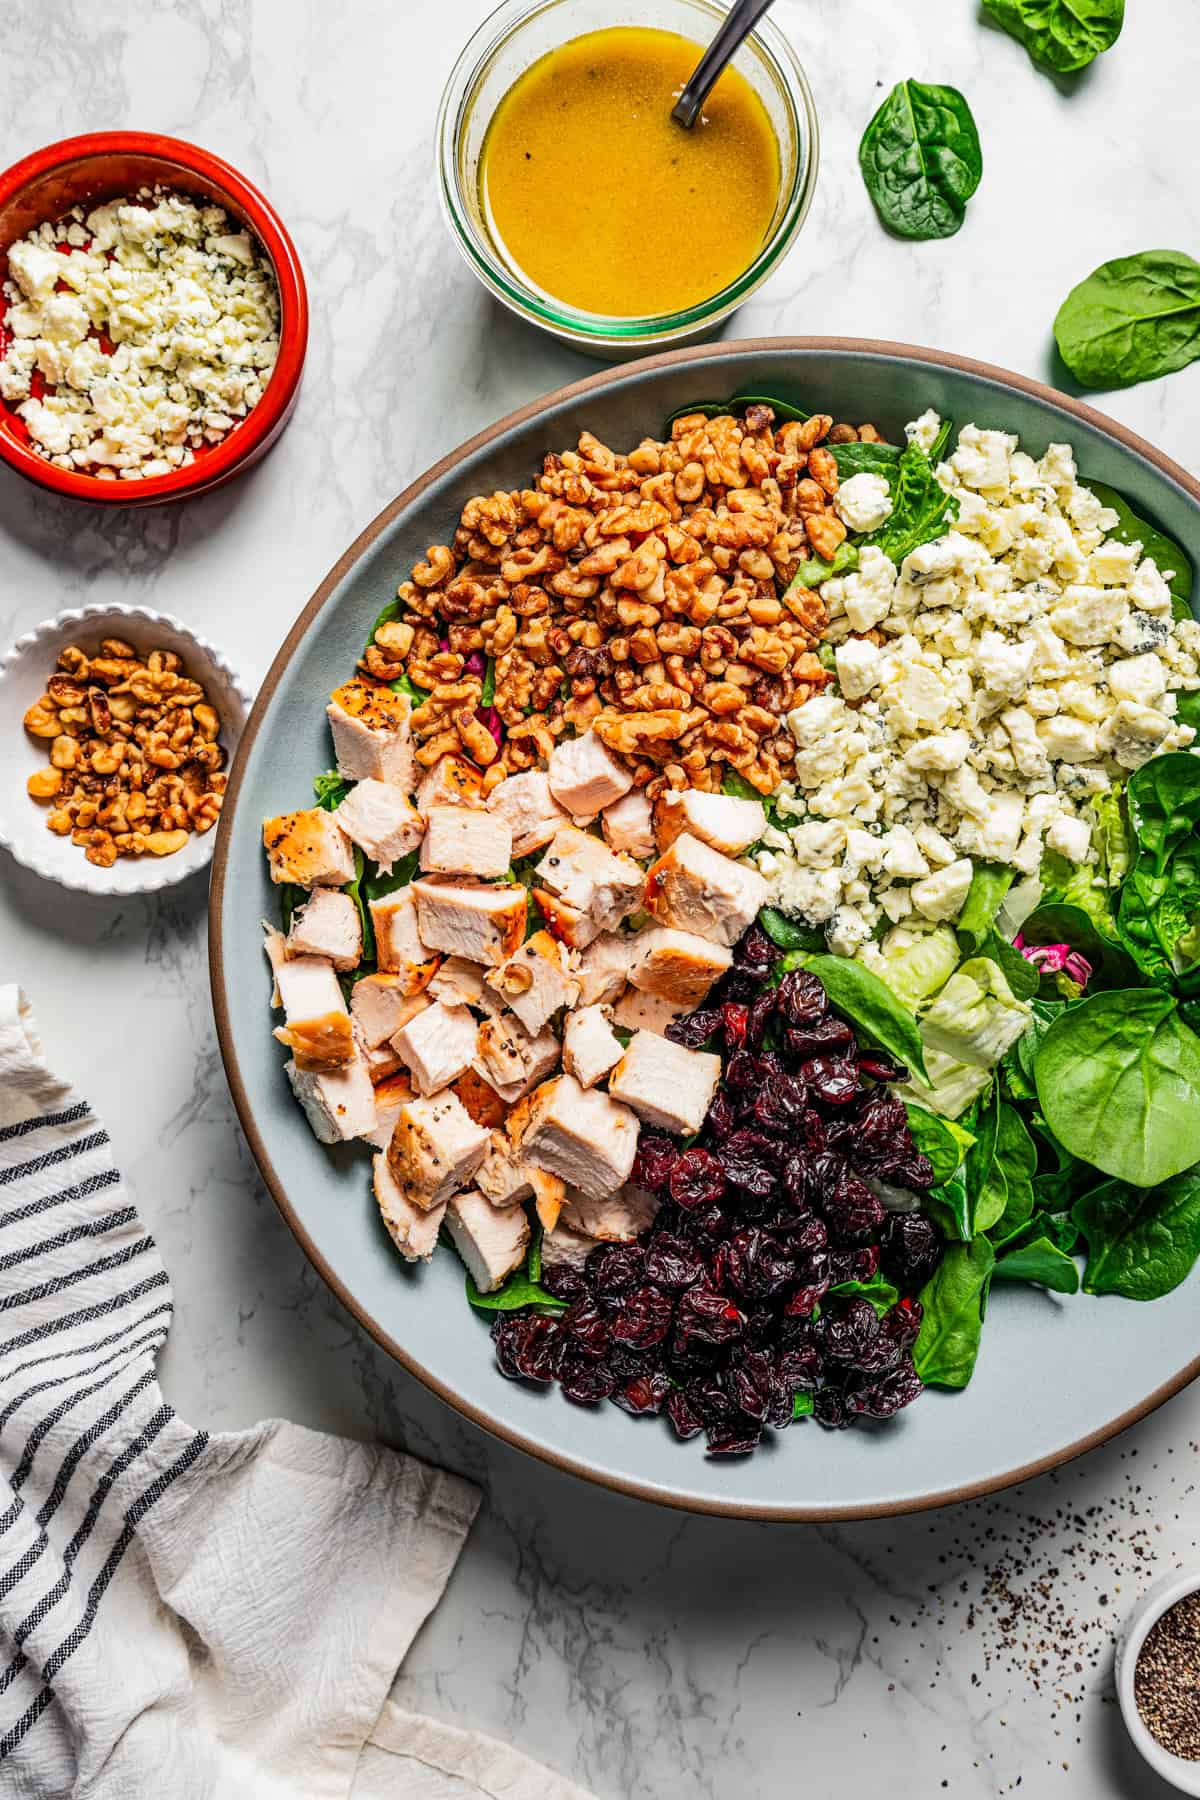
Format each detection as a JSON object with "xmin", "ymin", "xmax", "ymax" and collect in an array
[
  {"xmin": 1054, "ymin": 250, "xmax": 1200, "ymax": 390},
  {"xmin": 1035, "ymin": 988, "xmax": 1200, "ymax": 1188},
  {"xmin": 1083, "ymin": 480, "xmax": 1193, "ymax": 617},
  {"xmin": 859, "ymin": 79, "xmax": 982, "ymax": 241},
  {"xmin": 982, "ymin": 0, "xmax": 1123, "ymax": 73},
  {"xmin": 956, "ymin": 862, "xmax": 1014, "ymax": 955},
  {"xmin": 1118, "ymin": 753, "xmax": 1200, "ymax": 988},
  {"xmin": 782, "ymin": 952, "xmax": 929, "ymax": 1081},
  {"xmin": 914, "ymin": 1237, "xmax": 995, "ymax": 1388},
  {"xmin": 1072, "ymin": 1166, "xmax": 1200, "ymax": 1299}
]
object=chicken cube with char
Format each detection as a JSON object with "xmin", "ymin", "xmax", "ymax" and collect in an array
[
  {"xmin": 361, "ymin": 1038, "xmax": 403, "ymax": 1084},
  {"xmin": 612, "ymin": 988, "xmax": 687, "ymax": 1037},
  {"xmin": 390, "ymin": 1000, "xmax": 478, "ymax": 1096},
  {"xmin": 334, "ymin": 780, "xmax": 424, "ymax": 874},
  {"xmin": 419, "ymin": 806, "xmax": 512, "ymax": 879},
  {"xmin": 445, "ymin": 1189, "xmax": 530, "ymax": 1294},
  {"xmin": 547, "ymin": 729, "xmax": 634, "ymax": 819},
  {"xmin": 485, "ymin": 929, "xmax": 578, "ymax": 1035},
  {"xmin": 363, "ymin": 1072, "xmax": 414, "ymax": 1151},
  {"xmin": 285, "ymin": 888, "xmax": 362, "ymax": 971},
  {"xmin": 575, "ymin": 931, "xmax": 634, "ymax": 1007},
  {"xmin": 562, "ymin": 1004, "xmax": 623, "ymax": 1089},
  {"xmin": 473, "ymin": 1011, "xmax": 560, "ymax": 1104},
  {"xmin": 653, "ymin": 788, "xmax": 766, "ymax": 856},
  {"xmin": 416, "ymin": 754, "xmax": 485, "ymax": 816},
  {"xmin": 601, "ymin": 790, "xmax": 655, "ymax": 859},
  {"xmin": 628, "ymin": 926, "xmax": 731, "ymax": 1008},
  {"xmin": 487, "ymin": 770, "xmax": 568, "ymax": 856},
  {"xmin": 369, "ymin": 887, "xmax": 439, "ymax": 995},
  {"xmin": 475, "ymin": 1130, "xmax": 566, "ymax": 1221},
  {"xmin": 428, "ymin": 956, "xmax": 501, "ymax": 1015},
  {"xmin": 414, "ymin": 879, "xmax": 526, "ymax": 964},
  {"xmin": 351, "ymin": 972, "xmax": 430, "ymax": 1048},
  {"xmin": 608, "ymin": 1030, "xmax": 721, "ymax": 1136},
  {"xmin": 451, "ymin": 1069, "xmax": 508, "ymax": 1130},
  {"xmin": 372, "ymin": 1154, "xmax": 445, "ymax": 1262},
  {"xmin": 644, "ymin": 832, "xmax": 767, "ymax": 947},
  {"xmin": 535, "ymin": 827, "xmax": 643, "ymax": 948},
  {"xmin": 262, "ymin": 807, "xmax": 356, "ymax": 888},
  {"xmin": 387, "ymin": 1090, "xmax": 490, "ymax": 1209},
  {"xmin": 264, "ymin": 928, "xmax": 354, "ymax": 1069},
  {"xmin": 286, "ymin": 1054, "xmax": 376, "ymax": 1144},
  {"xmin": 561, "ymin": 1183, "xmax": 660, "ymax": 1243},
  {"xmin": 326, "ymin": 679, "xmax": 415, "ymax": 790},
  {"xmin": 513, "ymin": 1074, "xmax": 639, "ymax": 1200}
]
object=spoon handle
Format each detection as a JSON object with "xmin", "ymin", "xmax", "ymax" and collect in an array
[{"xmin": 671, "ymin": 0, "xmax": 777, "ymax": 129}]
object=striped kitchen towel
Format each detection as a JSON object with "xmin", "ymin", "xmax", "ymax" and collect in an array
[{"xmin": 0, "ymin": 986, "xmax": 592, "ymax": 1800}]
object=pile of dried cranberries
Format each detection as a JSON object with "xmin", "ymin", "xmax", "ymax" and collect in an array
[{"xmin": 492, "ymin": 924, "xmax": 946, "ymax": 1457}]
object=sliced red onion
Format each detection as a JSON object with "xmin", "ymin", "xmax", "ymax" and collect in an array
[
  {"xmin": 1014, "ymin": 934, "xmax": 1093, "ymax": 988},
  {"xmin": 464, "ymin": 650, "xmax": 486, "ymax": 676}
]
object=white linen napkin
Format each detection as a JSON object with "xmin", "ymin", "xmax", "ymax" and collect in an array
[{"xmin": 0, "ymin": 984, "xmax": 592, "ymax": 1800}]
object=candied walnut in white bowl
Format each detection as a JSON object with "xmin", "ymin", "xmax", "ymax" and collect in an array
[{"xmin": 0, "ymin": 603, "xmax": 251, "ymax": 895}]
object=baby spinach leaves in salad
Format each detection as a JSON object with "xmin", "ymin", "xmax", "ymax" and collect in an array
[
  {"xmin": 982, "ymin": 0, "xmax": 1124, "ymax": 73},
  {"xmin": 1083, "ymin": 481, "xmax": 1192, "ymax": 618},
  {"xmin": 779, "ymin": 952, "xmax": 929, "ymax": 1081},
  {"xmin": 1054, "ymin": 251, "xmax": 1200, "ymax": 390},
  {"xmin": 466, "ymin": 1227, "xmax": 566, "ymax": 1314},
  {"xmin": 1118, "ymin": 753, "xmax": 1200, "ymax": 991},
  {"xmin": 913, "ymin": 1237, "xmax": 995, "ymax": 1388},
  {"xmin": 859, "ymin": 80, "xmax": 983, "ymax": 241},
  {"xmin": 787, "ymin": 440, "xmax": 958, "ymax": 593},
  {"xmin": 1072, "ymin": 1168, "xmax": 1200, "ymax": 1299}
]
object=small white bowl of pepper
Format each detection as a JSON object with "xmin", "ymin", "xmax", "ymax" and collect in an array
[
  {"xmin": 0, "ymin": 603, "xmax": 251, "ymax": 895},
  {"xmin": 1117, "ymin": 1569, "xmax": 1200, "ymax": 1792}
]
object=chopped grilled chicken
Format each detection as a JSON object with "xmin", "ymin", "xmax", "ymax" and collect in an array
[
  {"xmin": 387, "ymin": 1090, "xmax": 490, "ymax": 1208},
  {"xmin": 273, "ymin": 1014, "xmax": 355, "ymax": 1068},
  {"xmin": 485, "ymin": 929, "xmax": 578, "ymax": 1035},
  {"xmin": 361, "ymin": 1037, "xmax": 405, "ymax": 1084},
  {"xmin": 363, "ymin": 1072, "xmax": 413, "ymax": 1150},
  {"xmin": 535, "ymin": 827, "xmax": 643, "ymax": 944},
  {"xmin": 390, "ymin": 1000, "xmax": 479, "ymax": 1096},
  {"xmin": 628, "ymin": 926, "xmax": 731, "ymax": 1008},
  {"xmin": 561, "ymin": 1183, "xmax": 660, "ymax": 1242},
  {"xmin": 444, "ymin": 1189, "xmax": 530, "ymax": 1293},
  {"xmin": 414, "ymin": 879, "xmax": 526, "ymax": 963},
  {"xmin": 416, "ymin": 753, "xmax": 485, "ymax": 815},
  {"xmin": 576, "ymin": 931, "xmax": 634, "ymax": 1007},
  {"xmin": 372, "ymin": 1154, "xmax": 445, "ymax": 1262},
  {"xmin": 611, "ymin": 988, "xmax": 687, "ymax": 1037},
  {"xmin": 264, "ymin": 929, "xmax": 354, "ymax": 1069},
  {"xmin": 530, "ymin": 888, "xmax": 591, "ymax": 950},
  {"xmin": 562, "ymin": 1004, "xmax": 623, "ymax": 1089},
  {"xmin": 450, "ymin": 1069, "xmax": 508, "ymax": 1129},
  {"xmin": 326, "ymin": 679, "xmax": 415, "ymax": 789},
  {"xmin": 547, "ymin": 729, "xmax": 633, "ymax": 818},
  {"xmin": 334, "ymin": 779, "xmax": 424, "ymax": 873},
  {"xmin": 644, "ymin": 832, "xmax": 768, "ymax": 947},
  {"xmin": 419, "ymin": 806, "xmax": 512, "ymax": 878},
  {"xmin": 540, "ymin": 1219, "xmax": 599, "ymax": 1276},
  {"xmin": 474, "ymin": 1132, "xmax": 564, "ymax": 1222},
  {"xmin": 609, "ymin": 1030, "xmax": 721, "ymax": 1135},
  {"xmin": 286, "ymin": 1053, "xmax": 376, "ymax": 1143},
  {"xmin": 369, "ymin": 887, "xmax": 440, "ymax": 994},
  {"xmin": 474, "ymin": 1012, "xmax": 560, "ymax": 1102},
  {"xmin": 601, "ymin": 789, "xmax": 655, "ymax": 859},
  {"xmin": 487, "ymin": 770, "xmax": 569, "ymax": 856},
  {"xmin": 262, "ymin": 808, "xmax": 356, "ymax": 887},
  {"xmin": 428, "ymin": 957, "xmax": 502, "ymax": 1015},
  {"xmin": 513, "ymin": 1073, "xmax": 639, "ymax": 1199},
  {"xmin": 653, "ymin": 788, "xmax": 766, "ymax": 856},
  {"xmin": 286, "ymin": 888, "xmax": 362, "ymax": 970},
  {"xmin": 351, "ymin": 972, "xmax": 430, "ymax": 1047}
]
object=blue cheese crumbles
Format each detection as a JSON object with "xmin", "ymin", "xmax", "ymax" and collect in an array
[
  {"xmin": 0, "ymin": 189, "xmax": 280, "ymax": 479},
  {"xmin": 755, "ymin": 419, "xmax": 1200, "ymax": 956}
]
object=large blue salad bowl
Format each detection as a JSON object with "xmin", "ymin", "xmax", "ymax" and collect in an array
[{"xmin": 210, "ymin": 339, "xmax": 1200, "ymax": 1519}]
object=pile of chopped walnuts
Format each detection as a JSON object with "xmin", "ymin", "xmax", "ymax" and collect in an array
[
  {"xmin": 23, "ymin": 637, "xmax": 226, "ymax": 867},
  {"xmin": 362, "ymin": 406, "xmax": 879, "ymax": 797}
]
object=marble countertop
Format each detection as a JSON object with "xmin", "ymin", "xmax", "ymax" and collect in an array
[{"xmin": 4, "ymin": 1, "xmax": 1200, "ymax": 1793}]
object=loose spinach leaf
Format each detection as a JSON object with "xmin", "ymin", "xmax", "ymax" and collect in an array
[
  {"xmin": 859, "ymin": 79, "xmax": 982, "ymax": 241},
  {"xmin": 1054, "ymin": 250, "xmax": 1200, "ymax": 390},
  {"xmin": 957, "ymin": 862, "xmax": 1014, "ymax": 955},
  {"xmin": 1018, "ymin": 900, "xmax": 1140, "ymax": 992},
  {"xmin": 904, "ymin": 1103, "xmax": 975, "ymax": 1188},
  {"xmin": 313, "ymin": 768, "xmax": 351, "ymax": 811},
  {"xmin": 982, "ymin": 0, "xmax": 1123, "ymax": 73},
  {"xmin": 863, "ymin": 442, "xmax": 959, "ymax": 566},
  {"xmin": 830, "ymin": 440, "xmax": 903, "ymax": 480},
  {"xmin": 927, "ymin": 416, "xmax": 956, "ymax": 463},
  {"xmin": 792, "ymin": 1391, "xmax": 816, "ymax": 1419},
  {"xmin": 993, "ymin": 1235, "xmax": 1081, "ymax": 1294},
  {"xmin": 1035, "ymin": 988, "xmax": 1200, "ymax": 1187},
  {"xmin": 914, "ymin": 1237, "xmax": 995, "ymax": 1388},
  {"xmin": 1083, "ymin": 480, "xmax": 1193, "ymax": 617},
  {"xmin": 1072, "ymin": 1166, "xmax": 1200, "ymax": 1299},
  {"xmin": 1118, "ymin": 753, "xmax": 1200, "ymax": 987},
  {"xmin": 758, "ymin": 907, "xmax": 824, "ymax": 953},
  {"xmin": 785, "ymin": 952, "xmax": 929, "ymax": 1082},
  {"xmin": 827, "ymin": 1272, "xmax": 900, "ymax": 1317}
]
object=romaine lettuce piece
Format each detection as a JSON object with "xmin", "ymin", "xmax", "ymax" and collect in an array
[
  {"xmin": 895, "ymin": 1048, "xmax": 992, "ymax": 1120},
  {"xmin": 920, "ymin": 957, "xmax": 1032, "ymax": 1070},
  {"xmin": 867, "ymin": 923, "xmax": 959, "ymax": 1010}
]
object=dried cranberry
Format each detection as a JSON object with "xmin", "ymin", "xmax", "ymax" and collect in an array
[
  {"xmin": 725, "ymin": 1048, "xmax": 762, "ymax": 1092},
  {"xmin": 721, "ymin": 1002, "xmax": 750, "ymax": 1049},
  {"xmin": 720, "ymin": 1129, "xmax": 780, "ymax": 1198},
  {"xmin": 787, "ymin": 1214, "xmax": 829, "ymax": 1257},
  {"xmin": 558, "ymin": 1350, "xmax": 616, "ymax": 1406},
  {"xmin": 855, "ymin": 1052, "xmax": 908, "ymax": 1083},
  {"xmin": 705, "ymin": 1089, "xmax": 739, "ymax": 1141},
  {"xmin": 705, "ymin": 1422, "xmax": 763, "ymax": 1456},
  {"xmin": 826, "ymin": 1244, "xmax": 881, "ymax": 1286},
  {"xmin": 689, "ymin": 1201, "xmax": 732, "ymax": 1242},
  {"xmin": 741, "ymin": 1303, "xmax": 778, "ymax": 1349},
  {"xmin": 778, "ymin": 1342, "xmax": 823, "ymax": 1390},
  {"xmin": 612, "ymin": 1370, "xmax": 671, "ymax": 1416},
  {"xmin": 715, "ymin": 1228, "xmax": 797, "ymax": 1300},
  {"xmin": 608, "ymin": 1340, "xmax": 661, "ymax": 1381},
  {"xmin": 824, "ymin": 1169, "xmax": 887, "ymax": 1243},
  {"xmin": 666, "ymin": 1007, "xmax": 721, "ymax": 1049},
  {"xmin": 744, "ymin": 990, "xmax": 778, "ymax": 1052},
  {"xmin": 781, "ymin": 1283, "xmax": 828, "ymax": 1330},
  {"xmin": 686, "ymin": 1372, "xmax": 738, "ymax": 1427},
  {"xmin": 767, "ymin": 1375, "xmax": 798, "ymax": 1430},
  {"xmin": 673, "ymin": 1285, "xmax": 746, "ymax": 1350},
  {"xmin": 586, "ymin": 1242, "xmax": 645, "ymax": 1303},
  {"xmin": 724, "ymin": 1348, "xmax": 774, "ymax": 1422},
  {"xmin": 881, "ymin": 1213, "xmax": 943, "ymax": 1289},
  {"xmin": 632, "ymin": 1134, "xmax": 679, "ymax": 1193},
  {"xmin": 644, "ymin": 1231, "xmax": 705, "ymax": 1290},
  {"xmin": 610, "ymin": 1285, "xmax": 675, "ymax": 1349},
  {"xmin": 853, "ymin": 1090, "xmax": 911, "ymax": 1160},
  {"xmin": 512, "ymin": 1315, "xmax": 564, "ymax": 1383},
  {"xmin": 783, "ymin": 1016, "xmax": 855, "ymax": 1061},
  {"xmin": 669, "ymin": 1147, "xmax": 727, "ymax": 1211},
  {"xmin": 820, "ymin": 1298, "xmax": 884, "ymax": 1369},
  {"xmin": 800, "ymin": 1056, "xmax": 861, "ymax": 1107},
  {"xmin": 814, "ymin": 1385, "xmax": 850, "ymax": 1429},
  {"xmin": 562, "ymin": 1296, "xmax": 610, "ymax": 1358},
  {"xmin": 666, "ymin": 1389, "xmax": 704, "ymax": 1440},
  {"xmin": 492, "ymin": 1314, "xmax": 534, "ymax": 1381},
  {"xmin": 735, "ymin": 924, "xmax": 778, "ymax": 977},
  {"xmin": 802, "ymin": 1150, "xmax": 845, "ymax": 1210},
  {"xmin": 541, "ymin": 1262, "xmax": 586, "ymax": 1302},
  {"xmin": 776, "ymin": 969, "xmax": 828, "ymax": 1027},
  {"xmin": 753, "ymin": 1075, "xmax": 809, "ymax": 1134},
  {"xmin": 846, "ymin": 1357, "xmax": 924, "ymax": 1419},
  {"xmin": 880, "ymin": 1297, "xmax": 923, "ymax": 1354},
  {"xmin": 876, "ymin": 1150, "xmax": 937, "ymax": 1192}
]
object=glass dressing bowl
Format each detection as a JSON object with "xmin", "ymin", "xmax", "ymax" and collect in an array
[{"xmin": 436, "ymin": 0, "xmax": 819, "ymax": 358}]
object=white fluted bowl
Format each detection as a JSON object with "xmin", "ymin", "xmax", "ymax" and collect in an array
[
  {"xmin": 1116, "ymin": 1568, "xmax": 1200, "ymax": 1794},
  {"xmin": 0, "ymin": 604, "xmax": 252, "ymax": 895}
]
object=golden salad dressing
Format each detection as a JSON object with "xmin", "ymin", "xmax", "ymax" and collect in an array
[{"xmin": 479, "ymin": 26, "xmax": 780, "ymax": 317}]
